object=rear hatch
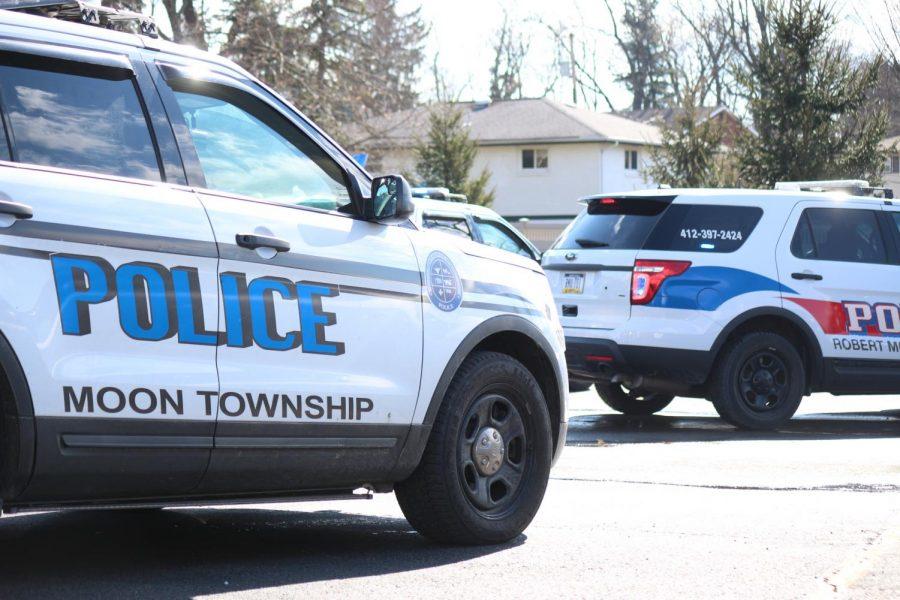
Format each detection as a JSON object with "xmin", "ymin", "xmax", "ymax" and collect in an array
[{"xmin": 543, "ymin": 195, "xmax": 673, "ymax": 329}]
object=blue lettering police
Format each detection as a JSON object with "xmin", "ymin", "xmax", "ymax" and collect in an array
[{"xmin": 50, "ymin": 254, "xmax": 344, "ymax": 355}]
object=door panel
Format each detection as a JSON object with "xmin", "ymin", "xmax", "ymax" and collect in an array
[
  {"xmin": 0, "ymin": 48, "xmax": 220, "ymax": 501},
  {"xmin": 777, "ymin": 202, "xmax": 900, "ymax": 392},
  {"xmin": 0, "ymin": 164, "xmax": 219, "ymax": 501},
  {"xmin": 156, "ymin": 65, "xmax": 424, "ymax": 493},
  {"xmin": 197, "ymin": 194, "xmax": 422, "ymax": 492}
]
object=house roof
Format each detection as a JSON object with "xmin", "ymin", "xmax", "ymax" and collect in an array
[
  {"xmin": 880, "ymin": 135, "xmax": 900, "ymax": 151},
  {"xmin": 619, "ymin": 106, "xmax": 734, "ymax": 127},
  {"xmin": 350, "ymin": 98, "xmax": 662, "ymax": 149}
]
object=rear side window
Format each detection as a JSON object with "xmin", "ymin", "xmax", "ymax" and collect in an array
[
  {"xmin": 0, "ymin": 56, "xmax": 161, "ymax": 181},
  {"xmin": 0, "ymin": 127, "xmax": 9, "ymax": 160},
  {"xmin": 475, "ymin": 218, "xmax": 533, "ymax": 257},
  {"xmin": 423, "ymin": 215, "xmax": 473, "ymax": 239},
  {"xmin": 0, "ymin": 106, "xmax": 9, "ymax": 161},
  {"xmin": 643, "ymin": 204, "xmax": 762, "ymax": 253},
  {"xmin": 791, "ymin": 208, "xmax": 887, "ymax": 264},
  {"xmin": 555, "ymin": 197, "xmax": 670, "ymax": 250}
]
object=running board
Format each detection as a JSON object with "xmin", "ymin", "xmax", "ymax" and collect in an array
[{"xmin": 3, "ymin": 489, "xmax": 373, "ymax": 514}]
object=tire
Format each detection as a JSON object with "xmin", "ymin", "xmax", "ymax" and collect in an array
[
  {"xmin": 595, "ymin": 382, "xmax": 673, "ymax": 415},
  {"xmin": 568, "ymin": 379, "xmax": 593, "ymax": 393},
  {"xmin": 395, "ymin": 351, "xmax": 552, "ymax": 545},
  {"xmin": 708, "ymin": 331, "xmax": 805, "ymax": 430}
]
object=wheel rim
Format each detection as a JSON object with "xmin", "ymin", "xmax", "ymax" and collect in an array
[
  {"xmin": 737, "ymin": 350, "xmax": 789, "ymax": 412},
  {"xmin": 458, "ymin": 393, "xmax": 528, "ymax": 515}
]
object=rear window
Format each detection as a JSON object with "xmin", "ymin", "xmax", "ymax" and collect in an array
[
  {"xmin": 555, "ymin": 197, "xmax": 670, "ymax": 250},
  {"xmin": 643, "ymin": 204, "xmax": 763, "ymax": 253}
]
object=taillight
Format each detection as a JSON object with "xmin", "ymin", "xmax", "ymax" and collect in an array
[{"xmin": 631, "ymin": 260, "xmax": 691, "ymax": 305}]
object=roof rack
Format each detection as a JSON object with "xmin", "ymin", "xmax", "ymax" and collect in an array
[
  {"xmin": 1, "ymin": 1, "xmax": 158, "ymax": 38},
  {"xmin": 774, "ymin": 179, "xmax": 894, "ymax": 199}
]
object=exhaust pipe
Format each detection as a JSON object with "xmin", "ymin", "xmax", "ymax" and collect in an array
[{"xmin": 611, "ymin": 373, "xmax": 692, "ymax": 396}]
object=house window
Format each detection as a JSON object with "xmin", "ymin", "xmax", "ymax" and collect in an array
[
  {"xmin": 889, "ymin": 154, "xmax": 900, "ymax": 174},
  {"xmin": 522, "ymin": 148, "xmax": 548, "ymax": 170},
  {"xmin": 624, "ymin": 150, "xmax": 639, "ymax": 171}
]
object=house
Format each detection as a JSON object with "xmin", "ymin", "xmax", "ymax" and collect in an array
[
  {"xmin": 881, "ymin": 135, "xmax": 900, "ymax": 194},
  {"xmin": 619, "ymin": 105, "xmax": 747, "ymax": 148},
  {"xmin": 351, "ymin": 98, "xmax": 662, "ymax": 249}
]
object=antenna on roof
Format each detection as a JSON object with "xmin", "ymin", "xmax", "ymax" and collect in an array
[{"xmin": 1, "ymin": 1, "xmax": 158, "ymax": 38}]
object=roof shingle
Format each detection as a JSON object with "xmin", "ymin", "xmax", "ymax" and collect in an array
[{"xmin": 349, "ymin": 98, "xmax": 661, "ymax": 148}]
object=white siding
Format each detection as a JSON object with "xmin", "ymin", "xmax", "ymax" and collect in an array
[
  {"xmin": 886, "ymin": 172, "xmax": 900, "ymax": 194},
  {"xmin": 473, "ymin": 143, "xmax": 603, "ymax": 218},
  {"xmin": 367, "ymin": 142, "xmax": 657, "ymax": 219},
  {"xmin": 600, "ymin": 144, "xmax": 654, "ymax": 195}
]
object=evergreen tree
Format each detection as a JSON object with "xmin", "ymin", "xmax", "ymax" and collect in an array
[
  {"xmin": 221, "ymin": 0, "xmax": 426, "ymax": 143},
  {"xmin": 221, "ymin": 0, "xmax": 299, "ymax": 89},
  {"xmin": 646, "ymin": 91, "xmax": 732, "ymax": 187},
  {"xmin": 734, "ymin": 0, "xmax": 888, "ymax": 187},
  {"xmin": 357, "ymin": 0, "xmax": 427, "ymax": 116},
  {"xmin": 414, "ymin": 107, "xmax": 495, "ymax": 207}
]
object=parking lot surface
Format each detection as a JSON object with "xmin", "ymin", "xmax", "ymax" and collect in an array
[{"xmin": 0, "ymin": 391, "xmax": 897, "ymax": 599}]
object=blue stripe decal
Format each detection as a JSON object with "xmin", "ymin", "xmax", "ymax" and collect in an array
[{"xmin": 648, "ymin": 266, "xmax": 797, "ymax": 311}]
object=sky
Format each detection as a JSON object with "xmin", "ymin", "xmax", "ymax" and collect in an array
[
  {"xmin": 156, "ymin": 0, "xmax": 893, "ymax": 112},
  {"xmin": 403, "ymin": 0, "xmax": 891, "ymax": 110}
]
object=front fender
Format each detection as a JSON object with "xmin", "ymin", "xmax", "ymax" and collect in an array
[{"xmin": 389, "ymin": 315, "xmax": 567, "ymax": 482}]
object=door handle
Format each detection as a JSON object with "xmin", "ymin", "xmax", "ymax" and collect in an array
[
  {"xmin": 791, "ymin": 272, "xmax": 823, "ymax": 281},
  {"xmin": 235, "ymin": 233, "xmax": 290, "ymax": 253},
  {"xmin": 0, "ymin": 199, "xmax": 33, "ymax": 220}
]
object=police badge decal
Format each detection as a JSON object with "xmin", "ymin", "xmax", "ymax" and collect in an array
[{"xmin": 425, "ymin": 251, "xmax": 463, "ymax": 312}]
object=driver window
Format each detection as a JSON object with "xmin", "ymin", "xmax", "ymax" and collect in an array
[
  {"xmin": 803, "ymin": 207, "xmax": 887, "ymax": 264},
  {"xmin": 169, "ymin": 82, "xmax": 350, "ymax": 211}
]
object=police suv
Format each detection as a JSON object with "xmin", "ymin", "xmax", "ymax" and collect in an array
[
  {"xmin": 412, "ymin": 194, "xmax": 542, "ymax": 262},
  {"xmin": 0, "ymin": 5, "xmax": 567, "ymax": 544},
  {"xmin": 545, "ymin": 188, "xmax": 900, "ymax": 429}
]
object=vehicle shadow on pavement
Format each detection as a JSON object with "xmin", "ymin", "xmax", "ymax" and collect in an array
[
  {"xmin": 566, "ymin": 410, "xmax": 900, "ymax": 445},
  {"xmin": 0, "ymin": 507, "xmax": 518, "ymax": 598}
]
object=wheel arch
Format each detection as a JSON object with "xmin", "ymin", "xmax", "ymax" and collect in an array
[
  {"xmin": 0, "ymin": 329, "xmax": 36, "ymax": 501},
  {"xmin": 390, "ymin": 315, "xmax": 566, "ymax": 482},
  {"xmin": 709, "ymin": 307, "xmax": 824, "ymax": 391}
]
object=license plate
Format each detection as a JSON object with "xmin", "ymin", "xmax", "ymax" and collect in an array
[{"xmin": 562, "ymin": 273, "xmax": 585, "ymax": 294}]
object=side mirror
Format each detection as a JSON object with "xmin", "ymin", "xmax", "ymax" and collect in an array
[{"xmin": 353, "ymin": 175, "xmax": 414, "ymax": 223}]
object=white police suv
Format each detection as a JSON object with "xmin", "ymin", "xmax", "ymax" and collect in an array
[
  {"xmin": 411, "ymin": 195, "xmax": 542, "ymax": 262},
  {"xmin": 0, "ymin": 5, "xmax": 567, "ymax": 544},
  {"xmin": 545, "ymin": 188, "xmax": 900, "ymax": 429}
]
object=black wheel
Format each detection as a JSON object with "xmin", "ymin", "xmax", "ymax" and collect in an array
[
  {"xmin": 595, "ymin": 382, "xmax": 673, "ymax": 415},
  {"xmin": 709, "ymin": 331, "xmax": 805, "ymax": 429},
  {"xmin": 568, "ymin": 379, "xmax": 593, "ymax": 393},
  {"xmin": 395, "ymin": 351, "xmax": 552, "ymax": 545}
]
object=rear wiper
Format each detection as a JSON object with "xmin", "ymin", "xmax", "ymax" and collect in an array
[{"xmin": 575, "ymin": 239, "xmax": 609, "ymax": 248}]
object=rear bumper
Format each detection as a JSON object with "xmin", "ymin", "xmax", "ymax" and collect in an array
[{"xmin": 565, "ymin": 336, "xmax": 714, "ymax": 387}]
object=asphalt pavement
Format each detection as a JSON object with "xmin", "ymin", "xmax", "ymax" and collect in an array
[{"xmin": 0, "ymin": 391, "xmax": 897, "ymax": 599}]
